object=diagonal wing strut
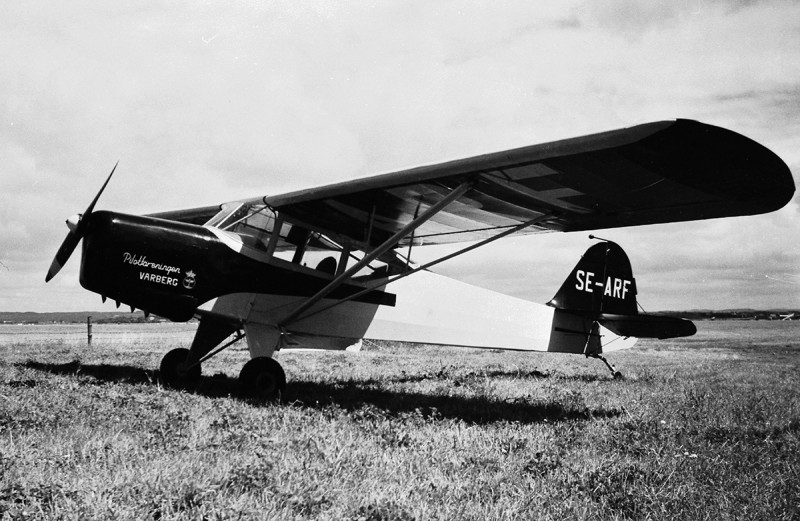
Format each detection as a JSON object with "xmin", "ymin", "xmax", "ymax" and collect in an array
[{"xmin": 276, "ymin": 181, "xmax": 474, "ymax": 328}]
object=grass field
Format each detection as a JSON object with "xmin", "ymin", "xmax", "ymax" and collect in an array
[{"xmin": 0, "ymin": 321, "xmax": 797, "ymax": 520}]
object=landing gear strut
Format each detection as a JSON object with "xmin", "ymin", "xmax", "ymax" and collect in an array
[
  {"xmin": 588, "ymin": 353, "xmax": 623, "ymax": 379},
  {"xmin": 239, "ymin": 357, "xmax": 286, "ymax": 401}
]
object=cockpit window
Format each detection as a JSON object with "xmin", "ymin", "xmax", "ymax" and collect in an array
[
  {"xmin": 205, "ymin": 203, "xmax": 246, "ymax": 229},
  {"xmin": 206, "ymin": 202, "xmax": 399, "ymax": 276},
  {"xmin": 227, "ymin": 204, "xmax": 281, "ymax": 251},
  {"xmin": 207, "ymin": 203, "xmax": 318, "ymax": 254}
]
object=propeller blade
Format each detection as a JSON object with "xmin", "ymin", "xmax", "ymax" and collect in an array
[
  {"xmin": 45, "ymin": 161, "xmax": 119, "ymax": 282},
  {"xmin": 45, "ymin": 231, "xmax": 81, "ymax": 282},
  {"xmin": 83, "ymin": 161, "xmax": 118, "ymax": 219}
]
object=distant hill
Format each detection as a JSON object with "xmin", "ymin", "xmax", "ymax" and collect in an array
[
  {"xmin": 650, "ymin": 309, "xmax": 798, "ymax": 321},
  {"xmin": 0, "ymin": 311, "xmax": 169, "ymax": 324}
]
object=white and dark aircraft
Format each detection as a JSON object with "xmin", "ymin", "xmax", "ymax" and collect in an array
[{"xmin": 45, "ymin": 119, "xmax": 794, "ymax": 398}]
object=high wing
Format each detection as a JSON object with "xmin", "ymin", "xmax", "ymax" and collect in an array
[
  {"xmin": 154, "ymin": 119, "xmax": 793, "ymax": 251},
  {"xmin": 148, "ymin": 205, "xmax": 222, "ymax": 226},
  {"xmin": 265, "ymin": 119, "xmax": 793, "ymax": 249}
]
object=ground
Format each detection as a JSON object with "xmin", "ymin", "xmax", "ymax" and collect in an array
[{"xmin": 0, "ymin": 320, "xmax": 797, "ymax": 520}]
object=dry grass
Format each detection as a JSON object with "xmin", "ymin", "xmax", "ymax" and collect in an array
[{"xmin": 0, "ymin": 321, "xmax": 798, "ymax": 519}]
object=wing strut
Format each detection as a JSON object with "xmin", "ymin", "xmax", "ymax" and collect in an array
[
  {"xmin": 277, "ymin": 181, "xmax": 474, "ymax": 328},
  {"xmin": 282, "ymin": 213, "xmax": 555, "ymax": 326}
]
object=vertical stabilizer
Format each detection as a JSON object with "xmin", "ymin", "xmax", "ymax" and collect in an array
[{"xmin": 548, "ymin": 240, "xmax": 637, "ymax": 316}]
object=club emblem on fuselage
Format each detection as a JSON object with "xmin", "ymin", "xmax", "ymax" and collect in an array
[{"xmin": 183, "ymin": 270, "xmax": 196, "ymax": 290}]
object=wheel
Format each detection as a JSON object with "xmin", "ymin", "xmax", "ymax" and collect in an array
[
  {"xmin": 613, "ymin": 371, "xmax": 624, "ymax": 380},
  {"xmin": 160, "ymin": 348, "xmax": 201, "ymax": 388},
  {"xmin": 239, "ymin": 357, "xmax": 286, "ymax": 401}
]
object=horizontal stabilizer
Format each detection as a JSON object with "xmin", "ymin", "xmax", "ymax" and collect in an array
[{"xmin": 598, "ymin": 313, "xmax": 696, "ymax": 339}]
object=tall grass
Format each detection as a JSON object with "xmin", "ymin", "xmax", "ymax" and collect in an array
[{"xmin": 0, "ymin": 321, "xmax": 797, "ymax": 519}]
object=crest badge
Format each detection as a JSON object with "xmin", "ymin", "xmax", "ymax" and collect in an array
[{"xmin": 182, "ymin": 270, "xmax": 196, "ymax": 289}]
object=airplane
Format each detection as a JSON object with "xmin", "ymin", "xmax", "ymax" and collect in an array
[
  {"xmin": 45, "ymin": 119, "xmax": 795, "ymax": 399},
  {"xmin": 781, "ymin": 313, "xmax": 795, "ymax": 321}
]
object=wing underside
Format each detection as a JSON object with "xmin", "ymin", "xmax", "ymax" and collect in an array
[{"xmin": 263, "ymin": 119, "xmax": 793, "ymax": 249}]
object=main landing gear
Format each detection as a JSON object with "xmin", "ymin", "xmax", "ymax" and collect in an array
[
  {"xmin": 239, "ymin": 357, "xmax": 286, "ymax": 401},
  {"xmin": 160, "ymin": 348, "xmax": 202, "ymax": 388},
  {"xmin": 158, "ymin": 336, "xmax": 287, "ymax": 401}
]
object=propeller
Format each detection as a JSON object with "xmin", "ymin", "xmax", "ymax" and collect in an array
[{"xmin": 45, "ymin": 162, "xmax": 118, "ymax": 282}]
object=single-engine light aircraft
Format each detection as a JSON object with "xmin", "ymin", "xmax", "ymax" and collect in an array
[{"xmin": 46, "ymin": 120, "xmax": 794, "ymax": 399}]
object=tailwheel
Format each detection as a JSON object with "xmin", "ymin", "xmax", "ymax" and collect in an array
[
  {"xmin": 587, "ymin": 353, "xmax": 623, "ymax": 379},
  {"xmin": 239, "ymin": 357, "xmax": 286, "ymax": 402},
  {"xmin": 160, "ymin": 348, "xmax": 201, "ymax": 389}
]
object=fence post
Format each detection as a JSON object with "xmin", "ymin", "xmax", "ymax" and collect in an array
[{"xmin": 87, "ymin": 315, "xmax": 93, "ymax": 346}]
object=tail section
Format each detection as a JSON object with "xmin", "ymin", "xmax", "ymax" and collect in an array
[{"xmin": 549, "ymin": 240, "xmax": 696, "ymax": 342}]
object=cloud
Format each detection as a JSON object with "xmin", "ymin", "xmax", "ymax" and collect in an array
[{"xmin": 0, "ymin": 0, "xmax": 797, "ymax": 312}]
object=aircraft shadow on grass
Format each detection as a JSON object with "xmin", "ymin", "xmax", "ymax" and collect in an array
[
  {"xmin": 381, "ymin": 367, "xmax": 610, "ymax": 384},
  {"xmin": 20, "ymin": 360, "xmax": 621, "ymax": 425}
]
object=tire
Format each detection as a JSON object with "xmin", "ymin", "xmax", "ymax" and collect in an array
[
  {"xmin": 160, "ymin": 348, "xmax": 201, "ymax": 388},
  {"xmin": 239, "ymin": 357, "xmax": 286, "ymax": 401}
]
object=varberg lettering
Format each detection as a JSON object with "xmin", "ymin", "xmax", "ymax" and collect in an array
[
  {"xmin": 575, "ymin": 270, "xmax": 631, "ymax": 299},
  {"xmin": 139, "ymin": 271, "xmax": 179, "ymax": 287}
]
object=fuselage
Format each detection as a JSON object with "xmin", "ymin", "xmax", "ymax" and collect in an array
[{"xmin": 77, "ymin": 210, "xmax": 636, "ymax": 357}]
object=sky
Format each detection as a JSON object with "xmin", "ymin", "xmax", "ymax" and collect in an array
[{"xmin": 1, "ymin": 0, "xmax": 798, "ymax": 312}]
